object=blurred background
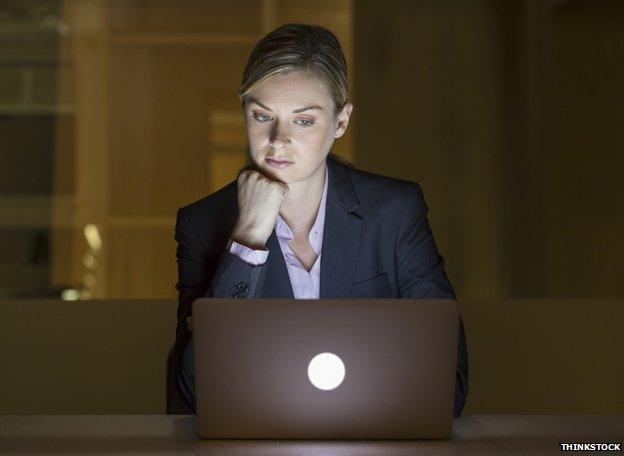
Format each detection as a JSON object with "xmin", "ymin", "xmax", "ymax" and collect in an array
[
  {"xmin": 1, "ymin": 0, "xmax": 622, "ymax": 301},
  {"xmin": 0, "ymin": 0, "xmax": 624, "ymax": 299},
  {"xmin": 0, "ymin": 0, "xmax": 623, "ymax": 415},
  {"xmin": 0, "ymin": 0, "xmax": 354, "ymax": 300}
]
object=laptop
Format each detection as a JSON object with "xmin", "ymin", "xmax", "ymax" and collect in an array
[{"xmin": 192, "ymin": 298, "xmax": 459, "ymax": 440}]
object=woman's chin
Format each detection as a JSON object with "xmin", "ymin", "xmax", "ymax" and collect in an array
[{"xmin": 257, "ymin": 164, "xmax": 293, "ymax": 184}]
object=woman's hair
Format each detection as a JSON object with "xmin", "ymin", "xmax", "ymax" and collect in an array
[
  {"xmin": 239, "ymin": 23, "xmax": 348, "ymax": 115},
  {"xmin": 237, "ymin": 23, "xmax": 353, "ymax": 174}
]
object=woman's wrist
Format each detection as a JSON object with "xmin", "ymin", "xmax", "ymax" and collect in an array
[{"xmin": 231, "ymin": 224, "xmax": 268, "ymax": 250}]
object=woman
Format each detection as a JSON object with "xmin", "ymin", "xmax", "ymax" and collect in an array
[{"xmin": 174, "ymin": 23, "xmax": 468, "ymax": 416}]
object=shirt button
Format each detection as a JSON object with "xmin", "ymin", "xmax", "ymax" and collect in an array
[{"xmin": 312, "ymin": 231, "xmax": 319, "ymax": 239}]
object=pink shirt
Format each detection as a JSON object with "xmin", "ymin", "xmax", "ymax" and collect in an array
[{"xmin": 227, "ymin": 164, "xmax": 328, "ymax": 299}]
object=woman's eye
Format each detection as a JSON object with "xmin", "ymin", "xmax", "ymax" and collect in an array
[
  {"xmin": 253, "ymin": 113, "xmax": 272, "ymax": 122},
  {"xmin": 295, "ymin": 119, "xmax": 315, "ymax": 127}
]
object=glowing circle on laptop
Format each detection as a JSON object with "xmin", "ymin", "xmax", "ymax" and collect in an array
[{"xmin": 307, "ymin": 352, "xmax": 345, "ymax": 390}]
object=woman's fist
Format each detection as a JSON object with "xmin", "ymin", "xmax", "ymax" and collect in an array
[{"xmin": 231, "ymin": 170, "xmax": 289, "ymax": 249}]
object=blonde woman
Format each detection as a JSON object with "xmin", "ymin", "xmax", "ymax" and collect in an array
[{"xmin": 174, "ymin": 23, "xmax": 468, "ymax": 416}]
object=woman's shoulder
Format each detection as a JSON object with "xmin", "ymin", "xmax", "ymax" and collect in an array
[
  {"xmin": 340, "ymin": 163, "xmax": 427, "ymax": 214},
  {"xmin": 349, "ymin": 166, "xmax": 423, "ymax": 193}
]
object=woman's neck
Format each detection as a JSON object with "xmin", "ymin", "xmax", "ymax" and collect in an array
[{"xmin": 279, "ymin": 164, "xmax": 326, "ymax": 237}]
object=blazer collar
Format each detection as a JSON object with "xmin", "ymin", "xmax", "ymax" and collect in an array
[{"xmin": 326, "ymin": 154, "xmax": 360, "ymax": 214}]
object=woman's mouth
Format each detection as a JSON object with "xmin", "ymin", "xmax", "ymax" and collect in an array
[{"xmin": 266, "ymin": 158, "xmax": 293, "ymax": 169}]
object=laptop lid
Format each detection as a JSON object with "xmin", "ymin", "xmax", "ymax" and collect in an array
[{"xmin": 192, "ymin": 298, "xmax": 459, "ymax": 440}]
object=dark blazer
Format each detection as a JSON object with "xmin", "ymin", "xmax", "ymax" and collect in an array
[{"xmin": 174, "ymin": 154, "xmax": 468, "ymax": 416}]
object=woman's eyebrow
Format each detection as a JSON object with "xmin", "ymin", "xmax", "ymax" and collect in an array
[
  {"xmin": 293, "ymin": 105, "xmax": 323, "ymax": 113},
  {"xmin": 248, "ymin": 98, "xmax": 323, "ymax": 113}
]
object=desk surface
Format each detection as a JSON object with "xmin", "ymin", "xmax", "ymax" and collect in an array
[{"xmin": 1, "ymin": 415, "xmax": 622, "ymax": 455}]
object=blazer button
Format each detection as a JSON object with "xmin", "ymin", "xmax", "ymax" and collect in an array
[{"xmin": 233, "ymin": 281, "xmax": 249, "ymax": 298}]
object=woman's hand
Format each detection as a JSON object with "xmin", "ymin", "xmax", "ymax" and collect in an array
[{"xmin": 231, "ymin": 170, "xmax": 289, "ymax": 249}]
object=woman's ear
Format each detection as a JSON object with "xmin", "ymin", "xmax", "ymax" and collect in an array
[{"xmin": 335, "ymin": 103, "xmax": 354, "ymax": 139}]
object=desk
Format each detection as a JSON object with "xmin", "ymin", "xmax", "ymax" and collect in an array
[{"xmin": 0, "ymin": 415, "xmax": 622, "ymax": 455}]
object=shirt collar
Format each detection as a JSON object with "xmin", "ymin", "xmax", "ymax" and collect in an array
[{"xmin": 275, "ymin": 163, "xmax": 328, "ymax": 254}]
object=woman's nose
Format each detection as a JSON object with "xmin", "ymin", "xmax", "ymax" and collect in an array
[{"xmin": 269, "ymin": 120, "xmax": 291, "ymax": 149}]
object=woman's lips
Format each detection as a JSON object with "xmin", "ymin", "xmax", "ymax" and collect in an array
[{"xmin": 266, "ymin": 158, "xmax": 293, "ymax": 169}]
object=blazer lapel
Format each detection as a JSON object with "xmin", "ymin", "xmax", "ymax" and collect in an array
[
  {"xmin": 320, "ymin": 157, "xmax": 363, "ymax": 298},
  {"xmin": 263, "ymin": 229, "xmax": 295, "ymax": 298},
  {"xmin": 259, "ymin": 156, "xmax": 363, "ymax": 299}
]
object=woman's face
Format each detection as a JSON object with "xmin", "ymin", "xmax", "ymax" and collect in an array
[{"xmin": 243, "ymin": 70, "xmax": 352, "ymax": 186}]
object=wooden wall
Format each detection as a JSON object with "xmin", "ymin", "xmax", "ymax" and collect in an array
[{"xmin": 354, "ymin": 0, "xmax": 624, "ymax": 299}]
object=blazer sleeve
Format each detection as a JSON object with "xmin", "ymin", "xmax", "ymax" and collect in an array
[
  {"xmin": 209, "ymin": 241, "xmax": 268, "ymax": 299},
  {"xmin": 174, "ymin": 207, "xmax": 268, "ymax": 413},
  {"xmin": 394, "ymin": 183, "xmax": 469, "ymax": 417},
  {"xmin": 175, "ymin": 208, "xmax": 268, "ymax": 328}
]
